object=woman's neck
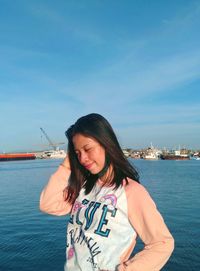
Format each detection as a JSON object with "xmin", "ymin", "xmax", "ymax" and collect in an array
[{"xmin": 99, "ymin": 165, "xmax": 114, "ymax": 185}]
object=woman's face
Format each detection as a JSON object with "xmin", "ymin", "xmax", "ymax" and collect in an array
[{"xmin": 72, "ymin": 133, "xmax": 106, "ymax": 174}]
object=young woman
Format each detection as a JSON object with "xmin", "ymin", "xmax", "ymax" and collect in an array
[{"xmin": 40, "ymin": 113, "xmax": 174, "ymax": 271}]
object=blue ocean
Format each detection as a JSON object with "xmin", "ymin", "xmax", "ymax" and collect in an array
[{"xmin": 0, "ymin": 159, "xmax": 199, "ymax": 271}]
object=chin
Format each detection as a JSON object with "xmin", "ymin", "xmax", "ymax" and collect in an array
[
  {"xmin": 95, "ymin": 168, "xmax": 105, "ymax": 175},
  {"xmin": 89, "ymin": 167, "xmax": 102, "ymax": 175},
  {"xmin": 89, "ymin": 169, "xmax": 98, "ymax": 175}
]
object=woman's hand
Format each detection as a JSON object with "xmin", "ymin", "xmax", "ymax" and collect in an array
[{"xmin": 60, "ymin": 155, "xmax": 71, "ymax": 171}]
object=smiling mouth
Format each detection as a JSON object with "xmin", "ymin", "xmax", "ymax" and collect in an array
[{"xmin": 84, "ymin": 163, "xmax": 94, "ymax": 170}]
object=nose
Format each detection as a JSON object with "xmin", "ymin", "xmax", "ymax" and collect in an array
[{"xmin": 78, "ymin": 151, "xmax": 89, "ymax": 165}]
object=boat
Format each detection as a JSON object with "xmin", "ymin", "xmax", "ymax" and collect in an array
[
  {"xmin": 192, "ymin": 152, "xmax": 200, "ymax": 160},
  {"xmin": 123, "ymin": 150, "xmax": 130, "ymax": 157},
  {"xmin": 142, "ymin": 143, "xmax": 161, "ymax": 160},
  {"xmin": 40, "ymin": 149, "xmax": 66, "ymax": 159},
  {"xmin": 143, "ymin": 150, "xmax": 159, "ymax": 160},
  {"xmin": 0, "ymin": 153, "xmax": 36, "ymax": 162},
  {"xmin": 160, "ymin": 150, "xmax": 189, "ymax": 160},
  {"xmin": 160, "ymin": 155, "xmax": 189, "ymax": 160},
  {"xmin": 193, "ymin": 156, "xmax": 200, "ymax": 160},
  {"xmin": 38, "ymin": 127, "xmax": 66, "ymax": 159}
]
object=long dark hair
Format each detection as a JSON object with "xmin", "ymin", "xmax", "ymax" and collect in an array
[{"xmin": 65, "ymin": 113, "xmax": 139, "ymax": 204}]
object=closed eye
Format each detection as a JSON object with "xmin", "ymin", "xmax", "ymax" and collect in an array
[{"xmin": 85, "ymin": 148, "xmax": 92, "ymax": 152}]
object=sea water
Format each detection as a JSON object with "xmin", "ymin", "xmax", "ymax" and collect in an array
[{"xmin": 0, "ymin": 159, "xmax": 199, "ymax": 271}]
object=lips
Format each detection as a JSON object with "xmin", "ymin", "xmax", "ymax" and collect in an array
[{"xmin": 84, "ymin": 163, "xmax": 94, "ymax": 170}]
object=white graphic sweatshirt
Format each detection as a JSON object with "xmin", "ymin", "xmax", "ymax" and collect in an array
[{"xmin": 40, "ymin": 165, "xmax": 174, "ymax": 271}]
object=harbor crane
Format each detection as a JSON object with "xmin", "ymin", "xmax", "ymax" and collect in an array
[{"xmin": 40, "ymin": 127, "xmax": 65, "ymax": 151}]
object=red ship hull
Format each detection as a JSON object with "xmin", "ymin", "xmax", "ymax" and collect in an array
[{"xmin": 0, "ymin": 153, "xmax": 36, "ymax": 161}]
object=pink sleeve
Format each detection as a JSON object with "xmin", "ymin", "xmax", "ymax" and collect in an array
[
  {"xmin": 39, "ymin": 165, "xmax": 72, "ymax": 216},
  {"xmin": 119, "ymin": 181, "xmax": 174, "ymax": 271}
]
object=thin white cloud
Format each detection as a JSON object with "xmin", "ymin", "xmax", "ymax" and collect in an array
[
  {"xmin": 27, "ymin": 2, "xmax": 105, "ymax": 45},
  {"xmin": 162, "ymin": 1, "xmax": 200, "ymax": 28},
  {"xmin": 128, "ymin": 50, "xmax": 200, "ymax": 95},
  {"xmin": 1, "ymin": 0, "xmax": 200, "ymax": 151},
  {"xmin": 58, "ymin": 49, "xmax": 200, "ymax": 106}
]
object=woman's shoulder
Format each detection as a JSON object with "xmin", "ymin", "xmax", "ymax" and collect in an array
[
  {"xmin": 123, "ymin": 178, "xmax": 153, "ymax": 205},
  {"xmin": 123, "ymin": 178, "xmax": 146, "ymax": 192}
]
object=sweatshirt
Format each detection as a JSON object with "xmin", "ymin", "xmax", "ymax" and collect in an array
[{"xmin": 40, "ymin": 165, "xmax": 174, "ymax": 271}]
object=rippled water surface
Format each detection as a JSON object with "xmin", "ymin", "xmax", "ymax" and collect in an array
[{"xmin": 0, "ymin": 159, "xmax": 199, "ymax": 270}]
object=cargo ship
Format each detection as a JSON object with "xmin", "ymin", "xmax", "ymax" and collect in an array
[
  {"xmin": 0, "ymin": 153, "xmax": 36, "ymax": 162},
  {"xmin": 160, "ymin": 150, "xmax": 189, "ymax": 160},
  {"xmin": 160, "ymin": 154, "xmax": 189, "ymax": 160}
]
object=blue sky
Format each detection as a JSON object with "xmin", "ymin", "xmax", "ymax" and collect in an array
[{"xmin": 0, "ymin": 0, "xmax": 200, "ymax": 152}]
